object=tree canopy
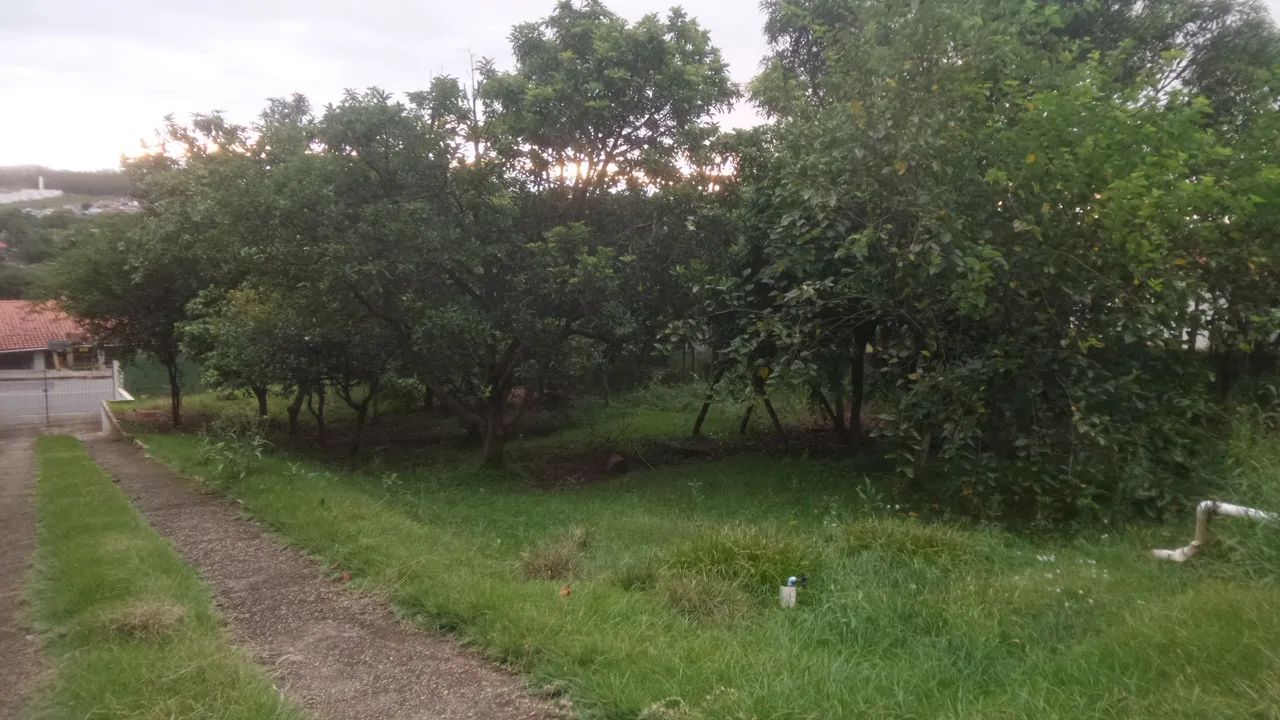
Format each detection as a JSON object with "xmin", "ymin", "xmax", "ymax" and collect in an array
[{"xmin": 39, "ymin": 0, "xmax": 1280, "ymax": 513}]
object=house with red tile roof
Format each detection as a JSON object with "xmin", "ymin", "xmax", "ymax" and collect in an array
[
  {"xmin": 0, "ymin": 300, "xmax": 126, "ymax": 427},
  {"xmin": 0, "ymin": 300, "xmax": 88, "ymax": 358}
]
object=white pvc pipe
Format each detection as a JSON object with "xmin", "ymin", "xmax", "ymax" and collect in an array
[{"xmin": 1152, "ymin": 500, "xmax": 1275, "ymax": 562}]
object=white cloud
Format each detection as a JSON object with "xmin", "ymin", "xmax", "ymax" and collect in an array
[
  {"xmin": 0, "ymin": 1, "xmax": 768, "ymax": 170},
  {"xmin": 4, "ymin": 0, "xmax": 1279, "ymax": 170}
]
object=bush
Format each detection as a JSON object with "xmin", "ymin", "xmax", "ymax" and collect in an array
[
  {"xmin": 375, "ymin": 375, "xmax": 429, "ymax": 415},
  {"xmin": 606, "ymin": 555, "xmax": 660, "ymax": 591},
  {"xmin": 196, "ymin": 408, "xmax": 269, "ymax": 485},
  {"xmin": 96, "ymin": 599, "xmax": 189, "ymax": 640},
  {"xmin": 655, "ymin": 571, "xmax": 753, "ymax": 623},
  {"xmin": 0, "ymin": 263, "xmax": 35, "ymax": 299},
  {"xmin": 518, "ymin": 527, "xmax": 590, "ymax": 581},
  {"xmin": 663, "ymin": 525, "xmax": 821, "ymax": 599}
]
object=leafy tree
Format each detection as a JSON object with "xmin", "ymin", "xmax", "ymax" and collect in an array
[
  {"xmin": 0, "ymin": 209, "xmax": 78, "ymax": 265},
  {"xmin": 1180, "ymin": 80, "xmax": 1280, "ymax": 400},
  {"xmin": 184, "ymin": 285, "xmax": 395, "ymax": 451},
  {"xmin": 40, "ymin": 215, "xmax": 207, "ymax": 426},
  {"xmin": 251, "ymin": 2, "xmax": 740, "ymax": 467},
  {"xmin": 481, "ymin": 0, "xmax": 735, "ymax": 205},
  {"xmin": 39, "ymin": 115, "xmax": 243, "ymax": 427},
  {"xmin": 182, "ymin": 289, "xmax": 282, "ymax": 420},
  {"xmin": 0, "ymin": 264, "xmax": 35, "ymax": 299},
  {"xmin": 699, "ymin": 0, "xmax": 1280, "ymax": 515}
]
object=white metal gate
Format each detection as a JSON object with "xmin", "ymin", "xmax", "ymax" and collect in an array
[{"xmin": 0, "ymin": 373, "xmax": 118, "ymax": 427}]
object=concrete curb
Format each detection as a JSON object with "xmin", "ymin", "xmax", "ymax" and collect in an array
[{"xmin": 99, "ymin": 399, "xmax": 147, "ymax": 451}]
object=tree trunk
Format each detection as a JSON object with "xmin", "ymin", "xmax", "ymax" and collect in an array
[
  {"xmin": 287, "ymin": 386, "xmax": 306, "ymax": 438},
  {"xmin": 1187, "ymin": 300, "xmax": 1202, "ymax": 352},
  {"xmin": 831, "ymin": 372, "xmax": 847, "ymax": 440},
  {"xmin": 353, "ymin": 405, "xmax": 368, "ymax": 456},
  {"xmin": 738, "ymin": 403, "xmax": 755, "ymax": 434},
  {"xmin": 165, "ymin": 360, "xmax": 182, "ymax": 428},
  {"xmin": 334, "ymin": 377, "xmax": 380, "ymax": 456},
  {"xmin": 912, "ymin": 430, "xmax": 933, "ymax": 486},
  {"xmin": 812, "ymin": 387, "xmax": 849, "ymax": 442},
  {"xmin": 1217, "ymin": 349, "xmax": 1240, "ymax": 404},
  {"xmin": 692, "ymin": 367, "xmax": 725, "ymax": 437},
  {"xmin": 482, "ymin": 423, "xmax": 505, "ymax": 468},
  {"xmin": 692, "ymin": 396, "xmax": 713, "ymax": 437},
  {"xmin": 762, "ymin": 397, "xmax": 786, "ymax": 440},
  {"xmin": 252, "ymin": 385, "xmax": 269, "ymax": 419},
  {"xmin": 481, "ymin": 392, "xmax": 506, "ymax": 468},
  {"xmin": 850, "ymin": 323, "xmax": 874, "ymax": 439},
  {"xmin": 423, "ymin": 385, "xmax": 435, "ymax": 412},
  {"xmin": 307, "ymin": 386, "xmax": 327, "ymax": 446}
]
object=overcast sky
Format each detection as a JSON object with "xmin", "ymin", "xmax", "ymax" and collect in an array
[
  {"xmin": 0, "ymin": 1, "xmax": 767, "ymax": 171},
  {"xmin": 2, "ymin": 0, "xmax": 1279, "ymax": 171}
]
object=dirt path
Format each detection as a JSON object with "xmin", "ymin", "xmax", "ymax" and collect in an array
[
  {"xmin": 84, "ymin": 437, "xmax": 557, "ymax": 720},
  {"xmin": 0, "ymin": 431, "xmax": 45, "ymax": 720}
]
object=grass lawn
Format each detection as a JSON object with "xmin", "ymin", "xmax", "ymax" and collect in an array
[
  {"xmin": 135, "ymin": 421, "xmax": 1280, "ymax": 720},
  {"xmin": 26, "ymin": 436, "xmax": 305, "ymax": 720}
]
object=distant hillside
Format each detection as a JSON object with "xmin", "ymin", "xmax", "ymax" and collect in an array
[{"xmin": 0, "ymin": 166, "xmax": 132, "ymax": 197}]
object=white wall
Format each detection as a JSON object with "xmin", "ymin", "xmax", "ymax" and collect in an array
[{"xmin": 0, "ymin": 188, "xmax": 63, "ymax": 205}]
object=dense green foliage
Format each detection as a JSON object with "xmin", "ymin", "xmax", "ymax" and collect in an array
[
  {"xmin": 680, "ymin": 0, "xmax": 1280, "ymax": 518},
  {"xmin": 40, "ymin": 0, "xmax": 1280, "ymax": 513},
  {"xmin": 0, "ymin": 208, "xmax": 90, "ymax": 299},
  {"xmin": 27, "ymin": 436, "xmax": 302, "ymax": 719},
  {"xmin": 47, "ymin": 0, "xmax": 736, "ymax": 465},
  {"xmin": 41, "ymin": 214, "xmax": 214, "ymax": 425}
]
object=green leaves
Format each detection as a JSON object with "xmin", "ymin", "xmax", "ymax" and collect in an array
[
  {"xmin": 695, "ymin": 0, "xmax": 1280, "ymax": 517},
  {"xmin": 482, "ymin": 0, "xmax": 736, "ymax": 196}
]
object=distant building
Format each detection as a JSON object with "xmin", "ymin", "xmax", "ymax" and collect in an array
[
  {"xmin": 0, "ymin": 176, "xmax": 63, "ymax": 206},
  {"xmin": 21, "ymin": 197, "xmax": 140, "ymax": 218},
  {"xmin": 0, "ymin": 187, "xmax": 63, "ymax": 205}
]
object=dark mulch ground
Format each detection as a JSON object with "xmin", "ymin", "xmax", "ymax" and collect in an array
[{"xmin": 524, "ymin": 428, "xmax": 883, "ymax": 491}]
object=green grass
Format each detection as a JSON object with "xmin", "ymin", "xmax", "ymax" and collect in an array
[
  {"xmin": 135, "ymin": 426, "xmax": 1280, "ymax": 720},
  {"xmin": 1209, "ymin": 412, "xmax": 1280, "ymax": 583},
  {"xmin": 26, "ymin": 436, "xmax": 305, "ymax": 720}
]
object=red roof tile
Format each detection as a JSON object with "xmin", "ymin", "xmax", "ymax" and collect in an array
[{"xmin": 0, "ymin": 300, "xmax": 90, "ymax": 353}]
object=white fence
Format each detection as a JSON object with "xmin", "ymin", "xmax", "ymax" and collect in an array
[{"xmin": 0, "ymin": 372, "xmax": 120, "ymax": 427}]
